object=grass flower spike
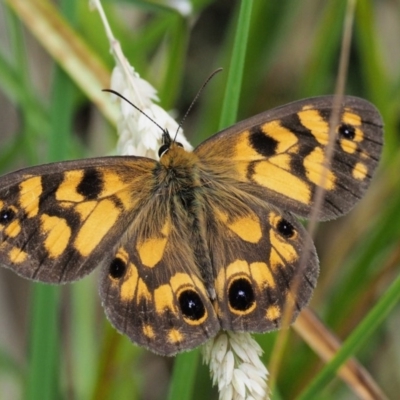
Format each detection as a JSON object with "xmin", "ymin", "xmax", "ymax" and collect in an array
[
  {"xmin": 203, "ymin": 332, "xmax": 269, "ymax": 400},
  {"xmin": 90, "ymin": 0, "xmax": 192, "ymax": 159}
]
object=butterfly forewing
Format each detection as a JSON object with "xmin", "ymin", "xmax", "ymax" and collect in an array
[
  {"xmin": 196, "ymin": 174, "xmax": 319, "ymax": 332},
  {"xmin": 195, "ymin": 96, "xmax": 383, "ymax": 220},
  {"xmin": 0, "ymin": 157, "xmax": 155, "ymax": 282}
]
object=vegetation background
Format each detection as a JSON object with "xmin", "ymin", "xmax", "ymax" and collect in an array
[{"xmin": 0, "ymin": 0, "xmax": 399, "ymax": 399}]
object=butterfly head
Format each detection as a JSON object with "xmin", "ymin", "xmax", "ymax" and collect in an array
[{"xmin": 158, "ymin": 131, "xmax": 185, "ymax": 158}]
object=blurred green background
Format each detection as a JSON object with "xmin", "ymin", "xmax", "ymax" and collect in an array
[{"xmin": 0, "ymin": 0, "xmax": 399, "ymax": 399}]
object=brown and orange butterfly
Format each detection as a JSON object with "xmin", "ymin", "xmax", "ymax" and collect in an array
[{"xmin": 0, "ymin": 96, "xmax": 383, "ymax": 356}]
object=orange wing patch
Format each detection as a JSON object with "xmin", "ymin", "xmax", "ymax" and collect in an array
[
  {"xmin": 136, "ymin": 218, "xmax": 171, "ymax": 268},
  {"xmin": 40, "ymin": 214, "xmax": 71, "ymax": 258},
  {"xmin": 19, "ymin": 176, "xmax": 42, "ymax": 217},
  {"xmin": 216, "ymin": 208, "xmax": 262, "ymax": 243}
]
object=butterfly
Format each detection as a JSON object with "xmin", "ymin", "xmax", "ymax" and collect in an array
[{"xmin": 0, "ymin": 96, "xmax": 383, "ymax": 356}]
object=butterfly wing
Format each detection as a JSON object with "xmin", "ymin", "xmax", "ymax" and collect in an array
[
  {"xmin": 198, "ymin": 180, "xmax": 319, "ymax": 332},
  {"xmin": 0, "ymin": 157, "xmax": 156, "ymax": 282},
  {"xmin": 195, "ymin": 96, "xmax": 383, "ymax": 220},
  {"xmin": 99, "ymin": 194, "xmax": 220, "ymax": 356}
]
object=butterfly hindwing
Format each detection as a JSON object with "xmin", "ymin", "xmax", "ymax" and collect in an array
[
  {"xmin": 99, "ymin": 197, "xmax": 220, "ymax": 356},
  {"xmin": 0, "ymin": 157, "xmax": 155, "ymax": 282},
  {"xmin": 196, "ymin": 176, "xmax": 319, "ymax": 333},
  {"xmin": 195, "ymin": 96, "xmax": 383, "ymax": 220}
]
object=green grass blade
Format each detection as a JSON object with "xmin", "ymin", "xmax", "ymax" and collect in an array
[
  {"xmin": 158, "ymin": 15, "xmax": 189, "ymax": 109},
  {"xmin": 297, "ymin": 273, "xmax": 400, "ymax": 400},
  {"xmin": 26, "ymin": 285, "xmax": 61, "ymax": 400},
  {"xmin": 71, "ymin": 279, "xmax": 98, "ymax": 400},
  {"xmin": 219, "ymin": 0, "xmax": 254, "ymax": 129},
  {"xmin": 297, "ymin": 0, "xmax": 347, "ymax": 97},
  {"xmin": 167, "ymin": 349, "xmax": 200, "ymax": 400}
]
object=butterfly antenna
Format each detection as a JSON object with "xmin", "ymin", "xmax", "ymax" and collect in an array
[
  {"xmin": 173, "ymin": 68, "xmax": 223, "ymax": 142},
  {"xmin": 102, "ymin": 89, "xmax": 167, "ymax": 135}
]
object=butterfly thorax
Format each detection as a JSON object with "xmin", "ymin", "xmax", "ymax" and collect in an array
[{"xmin": 158, "ymin": 144, "xmax": 201, "ymax": 194}]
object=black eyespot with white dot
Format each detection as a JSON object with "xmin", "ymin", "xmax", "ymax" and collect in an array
[
  {"xmin": 228, "ymin": 278, "xmax": 255, "ymax": 312},
  {"xmin": 338, "ymin": 123, "xmax": 356, "ymax": 140},
  {"xmin": 0, "ymin": 208, "xmax": 16, "ymax": 225},
  {"xmin": 109, "ymin": 257, "xmax": 127, "ymax": 279},
  {"xmin": 277, "ymin": 218, "xmax": 295, "ymax": 238},
  {"xmin": 179, "ymin": 290, "xmax": 206, "ymax": 321}
]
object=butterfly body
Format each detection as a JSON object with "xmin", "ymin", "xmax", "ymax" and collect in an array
[{"xmin": 0, "ymin": 96, "xmax": 383, "ymax": 355}]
